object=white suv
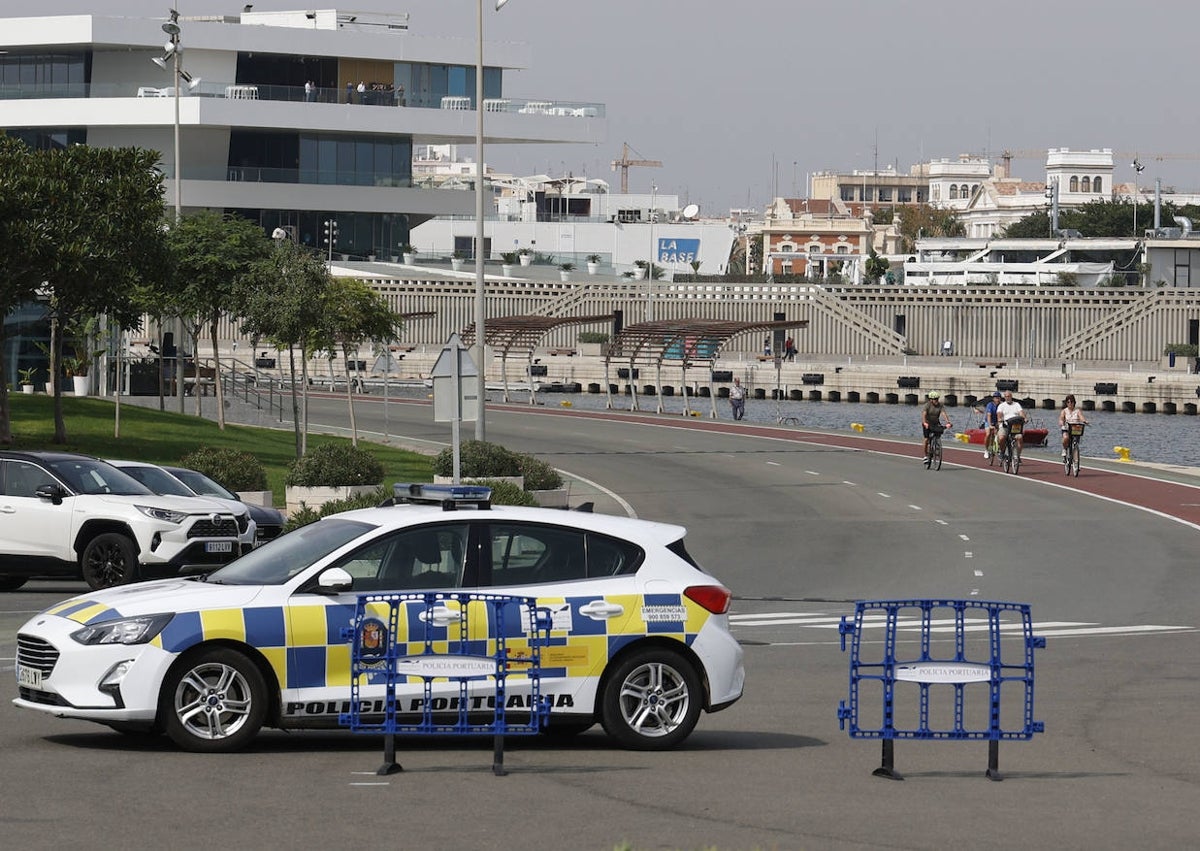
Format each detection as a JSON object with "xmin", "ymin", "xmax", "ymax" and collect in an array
[{"xmin": 0, "ymin": 451, "xmax": 243, "ymax": 591}]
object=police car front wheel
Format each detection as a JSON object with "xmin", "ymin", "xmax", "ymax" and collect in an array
[
  {"xmin": 601, "ymin": 648, "xmax": 702, "ymax": 750},
  {"xmin": 161, "ymin": 647, "xmax": 268, "ymax": 753}
]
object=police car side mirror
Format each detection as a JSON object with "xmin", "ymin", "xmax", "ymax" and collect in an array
[
  {"xmin": 35, "ymin": 483, "xmax": 67, "ymax": 505},
  {"xmin": 317, "ymin": 567, "xmax": 353, "ymax": 593}
]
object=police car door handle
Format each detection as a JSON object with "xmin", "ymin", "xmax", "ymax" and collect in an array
[
  {"xmin": 579, "ymin": 600, "xmax": 624, "ymax": 619},
  {"xmin": 429, "ymin": 605, "xmax": 463, "ymax": 626},
  {"xmin": 0, "ymin": 505, "xmax": 14, "ymax": 514}
]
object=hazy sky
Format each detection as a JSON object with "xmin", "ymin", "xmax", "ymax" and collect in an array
[{"xmin": 33, "ymin": 1, "xmax": 1200, "ymax": 214}]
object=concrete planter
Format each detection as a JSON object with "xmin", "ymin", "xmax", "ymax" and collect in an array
[
  {"xmin": 501, "ymin": 264, "xmax": 514, "ymax": 276},
  {"xmin": 72, "ymin": 374, "xmax": 91, "ymax": 396},
  {"xmin": 20, "ymin": 384, "xmax": 34, "ymax": 394},
  {"xmin": 578, "ymin": 342, "xmax": 609, "ymax": 357},
  {"xmin": 402, "ymin": 252, "xmax": 415, "ymax": 264},
  {"xmin": 519, "ymin": 254, "xmax": 533, "ymax": 267},
  {"xmin": 531, "ymin": 487, "xmax": 569, "ymax": 508},
  {"xmin": 587, "ymin": 261, "xmax": 599, "ymax": 275},
  {"xmin": 451, "ymin": 258, "xmax": 465, "ymax": 271},
  {"xmin": 285, "ymin": 484, "xmax": 378, "ymax": 517},
  {"xmin": 237, "ymin": 490, "xmax": 275, "ymax": 508}
]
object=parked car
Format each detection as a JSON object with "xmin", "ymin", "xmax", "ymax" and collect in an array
[
  {"xmin": 107, "ymin": 460, "xmax": 256, "ymax": 554},
  {"xmin": 14, "ymin": 483, "xmax": 744, "ymax": 752},
  {"xmin": 0, "ymin": 451, "xmax": 242, "ymax": 591},
  {"xmin": 160, "ymin": 465, "xmax": 285, "ymax": 545}
]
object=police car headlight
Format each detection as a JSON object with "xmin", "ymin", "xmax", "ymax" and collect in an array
[
  {"xmin": 136, "ymin": 504, "xmax": 188, "ymax": 524},
  {"xmin": 71, "ymin": 613, "xmax": 174, "ymax": 646}
]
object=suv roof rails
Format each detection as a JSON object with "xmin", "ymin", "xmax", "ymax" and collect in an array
[{"xmin": 391, "ymin": 482, "xmax": 492, "ymax": 511}]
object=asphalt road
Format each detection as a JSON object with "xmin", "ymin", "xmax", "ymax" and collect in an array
[{"xmin": 2, "ymin": 395, "xmax": 1197, "ymax": 850}]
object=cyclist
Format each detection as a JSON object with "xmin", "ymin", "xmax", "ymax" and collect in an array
[
  {"xmin": 981, "ymin": 390, "xmax": 1002, "ymax": 460},
  {"xmin": 921, "ymin": 391, "xmax": 952, "ymax": 467},
  {"xmin": 1059, "ymin": 394, "xmax": 1089, "ymax": 461},
  {"xmin": 996, "ymin": 390, "xmax": 1026, "ymax": 458}
]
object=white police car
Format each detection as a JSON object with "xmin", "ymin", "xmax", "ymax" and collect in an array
[{"xmin": 14, "ymin": 484, "xmax": 744, "ymax": 752}]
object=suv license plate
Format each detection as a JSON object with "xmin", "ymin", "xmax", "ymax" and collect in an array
[
  {"xmin": 17, "ymin": 665, "xmax": 43, "ymax": 690},
  {"xmin": 205, "ymin": 541, "xmax": 234, "ymax": 553}
]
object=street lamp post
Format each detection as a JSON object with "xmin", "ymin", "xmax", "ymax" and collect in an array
[
  {"xmin": 474, "ymin": 0, "xmax": 510, "ymax": 441},
  {"xmin": 1132, "ymin": 158, "xmax": 1145, "ymax": 237},
  {"xmin": 153, "ymin": 8, "xmax": 200, "ymax": 413},
  {"xmin": 647, "ymin": 183, "xmax": 657, "ymax": 321},
  {"xmin": 323, "ymin": 219, "xmax": 339, "ymax": 261}
]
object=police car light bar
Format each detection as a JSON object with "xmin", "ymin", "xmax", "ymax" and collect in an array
[{"xmin": 393, "ymin": 482, "xmax": 492, "ymax": 510}]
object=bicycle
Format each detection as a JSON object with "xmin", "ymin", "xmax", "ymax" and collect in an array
[
  {"xmin": 999, "ymin": 416, "xmax": 1024, "ymax": 475},
  {"xmin": 1064, "ymin": 422, "xmax": 1085, "ymax": 477},
  {"xmin": 984, "ymin": 428, "xmax": 1000, "ymax": 467},
  {"xmin": 925, "ymin": 425, "xmax": 945, "ymax": 471}
]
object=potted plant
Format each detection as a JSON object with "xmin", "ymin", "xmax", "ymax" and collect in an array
[
  {"xmin": 283, "ymin": 443, "xmax": 385, "ymax": 516},
  {"xmin": 18, "ymin": 366, "xmax": 37, "ymax": 394},
  {"xmin": 63, "ymin": 348, "xmax": 102, "ymax": 396},
  {"xmin": 451, "ymin": 249, "xmax": 466, "ymax": 271},
  {"xmin": 501, "ymin": 251, "xmax": 518, "ymax": 275},
  {"xmin": 633, "ymin": 260, "xmax": 648, "ymax": 281},
  {"xmin": 518, "ymin": 247, "xmax": 533, "ymax": 267},
  {"xmin": 586, "ymin": 253, "xmax": 601, "ymax": 275},
  {"xmin": 558, "ymin": 261, "xmax": 575, "ymax": 281},
  {"xmin": 399, "ymin": 242, "xmax": 416, "ymax": 264}
]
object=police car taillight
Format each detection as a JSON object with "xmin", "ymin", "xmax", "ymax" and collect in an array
[{"xmin": 684, "ymin": 585, "xmax": 732, "ymax": 614}]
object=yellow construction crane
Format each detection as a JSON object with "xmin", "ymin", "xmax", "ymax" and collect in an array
[{"xmin": 611, "ymin": 142, "xmax": 662, "ymax": 193}]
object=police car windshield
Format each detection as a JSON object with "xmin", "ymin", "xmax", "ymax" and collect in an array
[{"xmin": 207, "ymin": 518, "xmax": 374, "ymax": 585}]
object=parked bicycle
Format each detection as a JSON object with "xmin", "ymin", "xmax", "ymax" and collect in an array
[
  {"xmin": 1064, "ymin": 421, "xmax": 1085, "ymax": 477},
  {"xmin": 999, "ymin": 416, "xmax": 1025, "ymax": 475}
]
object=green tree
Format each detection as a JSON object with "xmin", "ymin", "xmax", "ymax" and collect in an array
[
  {"xmin": 162, "ymin": 211, "xmax": 271, "ymax": 428},
  {"xmin": 0, "ymin": 137, "xmax": 46, "ymax": 443},
  {"xmin": 895, "ymin": 204, "xmax": 964, "ymax": 252},
  {"xmin": 864, "ymin": 250, "xmax": 890, "ymax": 284},
  {"xmin": 33, "ymin": 145, "xmax": 167, "ymax": 443},
  {"xmin": 235, "ymin": 239, "xmax": 330, "ymax": 457},
  {"xmin": 316, "ymin": 277, "xmax": 403, "ymax": 445}
]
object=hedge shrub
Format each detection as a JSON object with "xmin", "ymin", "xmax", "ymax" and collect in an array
[
  {"xmin": 285, "ymin": 443, "xmax": 385, "ymax": 487},
  {"xmin": 431, "ymin": 440, "xmax": 562, "ymax": 490},
  {"xmin": 283, "ymin": 486, "xmax": 390, "ymax": 532},
  {"xmin": 179, "ymin": 445, "xmax": 268, "ymax": 492}
]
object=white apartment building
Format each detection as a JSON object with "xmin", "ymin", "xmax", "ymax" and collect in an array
[{"xmin": 0, "ymin": 8, "xmax": 605, "ymax": 259}]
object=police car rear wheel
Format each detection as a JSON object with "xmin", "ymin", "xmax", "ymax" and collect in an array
[
  {"xmin": 162, "ymin": 648, "xmax": 267, "ymax": 753},
  {"xmin": 601, "ymin": 648, "xmax": 702, "ymax": 750}
]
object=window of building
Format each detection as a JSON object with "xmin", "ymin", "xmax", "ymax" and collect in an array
[
  {"xmin": 1093, "ymin": 176, "xmax": 1103, "ymax": 193},
  {"xmin": 949, "ymin": 185, "xmax": 959, "ymax": 200},
  {"xmin": 1174, "ymin": 250, "xmax": 1191, "ymax": 287},
  {"xmin": 898, "ymin": 189, "xmax": 911, "ymax": 203},
  {"xmin": 1081, "ymin": 176, "xmax": 1091, "ymax": 192},
  {"xmin": 1069, "ymin": 176, "xmax": 1079, "ymax": 192},
  {"xmin": 878, "ymin": 188, "xmax": 892, "ymax": 202}
]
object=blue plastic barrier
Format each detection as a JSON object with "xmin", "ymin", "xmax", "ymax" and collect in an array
[
  {"xmin": 837, "ymin": 599, "xmax": 1045, "ymax": 781},
  {"xmin": 340, "ymin": 591, "xmax": 552, "ymax": 776}
]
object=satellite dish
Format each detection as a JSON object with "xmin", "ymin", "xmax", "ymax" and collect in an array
[{"xmin": 682, "ymin": 203, "xmax": 699, "ymax": 220}]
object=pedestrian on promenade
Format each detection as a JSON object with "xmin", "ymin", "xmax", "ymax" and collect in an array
[
  {"xmin": 729, "ymin": 378, "xmax": 747, "ymax": 421},
  {"xmin": 763, "ymin": 338, "xmax": 772, "ymax": 357},
  {"xmin": 356, "ymin": 80, "xmax": 366, "ymax": 103},
  {"xmin": 304, "ymin": 80, "xmax": 314, "ymax": 102},
  {"xmin": 345, "ymin": 81, "xmax": 353, "ymax": 103},
  {"xmin": 784, "ymin": 336, "xmax": 796, "ymax": 361}
]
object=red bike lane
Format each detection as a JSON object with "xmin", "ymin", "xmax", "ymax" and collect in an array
[{"xmin": 507, "ymin": 403, "xmax": 1200, "ymax": 530}]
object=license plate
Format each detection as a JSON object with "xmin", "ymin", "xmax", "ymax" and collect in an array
[
  {"xmin": 205, "ymin": 541, "xmax": 234, "ymax": 553},
  {"xmin": 17, "ymin": 665, "xmax": 43, "ymax": 690}
]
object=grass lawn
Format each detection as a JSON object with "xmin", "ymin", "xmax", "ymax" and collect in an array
[{"xmin": 5, "ymin": 395, "xmax": 432, "ymax": 504}]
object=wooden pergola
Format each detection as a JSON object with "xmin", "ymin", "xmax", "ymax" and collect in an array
[
  {"xmin": 605, "ymin": 318, "xmax": 808, "ymax": 417},
  {"xmin": 460, "ymin": 313, "xmax": 613, "ymax": 402}
]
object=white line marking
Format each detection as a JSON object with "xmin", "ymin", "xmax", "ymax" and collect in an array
[
  {"xmin": 806, "ymin": 470, "xmax": 819, "ymax": 476},
  {"xmin": 908, "ymin": 504, "xmax": 923, "ymax": 511},
  {"xmin": 560, "ymin": 470, "xmax": 638, "ymax": 519},
  {"xmin": 843, "ymin": 480, "xmax": 857, "ymax": 486},
  {"xmin": 959, "ymin": 534, "xmax": 970, "ymax": 541},
  {"xmin": 766, "ymin": 461, "xmax": 781, "ymax": 466},
  {"xmin": 970, "ymin": 589, "xmax": 980, "ymax": 595},
  {"xmin": 877, "ymin": 492, "xmax": 891, "ymax": 498},
  {"xmin": 935, "ymin": 519, "xmax": 948, "ymax": 525},
  {"xmin": 974, "ymin": 570, "xmax": 984, "ymax": 577},
  {"xmin": 964, "ymin": 551, "xmax": 974, "ymax": 558}
]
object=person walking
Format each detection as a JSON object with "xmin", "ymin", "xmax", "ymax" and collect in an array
[
  {"xmin": 784, "ymin": 336, "xmax": 796, "ymax": 361},
  {"xmin": 304, "ymin": 80, "xmax": 314, "ymax": 102},
  {"xmin": 356, "ymin": 80, "xmax": 366, "ymax": 104},
  {"xmin": 729, "ymin": 378, "xmax": 747, "ymax": 421}
]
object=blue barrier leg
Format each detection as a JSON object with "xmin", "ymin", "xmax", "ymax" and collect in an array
[
  {"xmin": 377, "ymin": 731, "xmax": 403, "ymax": 775},
  {"xmin": 492, "ymin": 733, "xmax": 507, "ymax": 776},
  {"xmin": 986, "ymin": 739, "xmax": 1002, "ymax": 781},
  {"xmin": 872, "ymin": 739, "xmax": 904, "ymax": 781}
]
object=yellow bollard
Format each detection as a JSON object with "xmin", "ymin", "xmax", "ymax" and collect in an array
[
  {"xmin": 689, "ymin": 410, "xmax": 700, "ymax": 417},
  {"xmin": 851, "ymin": 422, "xmax": 865, "ymax": 433},
  {"xmin": 954, "ymin": 432, "xmax": 971, "ymax": 444},
  {"xmin": 1113, "ymin": 446, "xmax": 1132, "ymax": 462},
  {"xmin": 560, "ymin": 400, "xmax": 572, "ymax": 407}
]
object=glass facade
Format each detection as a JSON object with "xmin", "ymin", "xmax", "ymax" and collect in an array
[
  {"xmin": 393, "ymin": 62, "xmax": 501, "ymax": 109},
  {"xmin": 0, "ymin": 51, "xmax": 89, "ymax": 98},
  {"xmin": 230, "ymin": 208, "xmax": 411, "ymax": 261},
  {"xmin": 228, "ymin": 130, "xmax": 412, "ymax": 187}
]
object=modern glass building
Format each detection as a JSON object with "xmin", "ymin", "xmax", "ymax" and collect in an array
[{"xmin": 0, "ymin": 7, "xmax": 605, "ymax": 386}]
